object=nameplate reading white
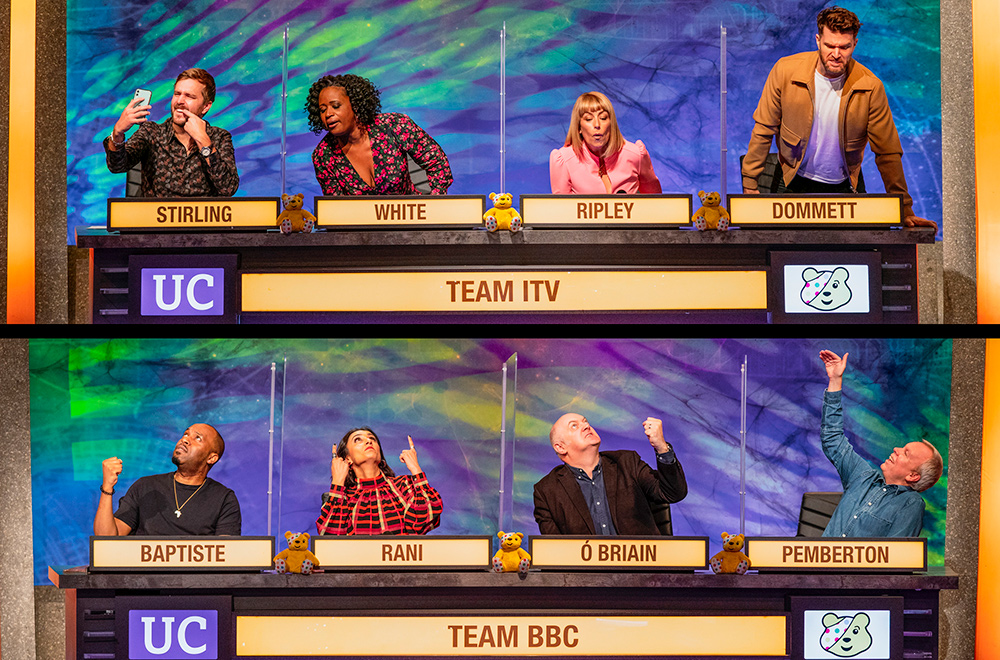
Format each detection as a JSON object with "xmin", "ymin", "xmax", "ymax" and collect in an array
[
  {"xmin": 311, "ymin": 536, "xmax": 491, "ymax": 570},
  {"xmin": 530, "ymin": 536, "xmax": 708, "ymax": 570},
  {"xmin": 744, "ymin": 537, "xmax": 927, "ymax": 572},
  {"xmin": 520, "ymin": 194, "xmax": 691, "ymax": 227},
  {"xmin": 727, "ymin": 194, "xmax": 903, "ymax": 227},
  {"xmin": 315, "ymin": 195, "xmax": 486, "ymax": 228},
  {"xmin": 89, "ymin": 536, "xmax": 274, "ymax": 571},
  {"xmin": 107, "ymin": 197, "xmax": 281, "ymax": 231}
]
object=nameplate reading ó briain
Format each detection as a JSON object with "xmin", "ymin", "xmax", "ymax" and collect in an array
[
  {"xmin": 530, "ymin": 536, "xmax": 708, "ymax": 570},
  {"xmin": 744, "ymin": 537, "xmax": 927, "ymax": 572},
  {"xmin": 89, "ymin": 536, "xmax": 275, "ymax": 571},
  {"xmin": 315, "ymin": 195, "xmax": 486, "ymax": 228},
  {"xmin": 312, "ymin": 536, "xmax": 491, "ymax": 570},
  {"xmin": 520, "ymin": 194, "xmax": 691, "ymax": 227},
  {"xmin": 727, "ymin": 194, "xmax": 903, "ymax": 227},
  {"xmin": 107, "ymin": 197, "xmax": 282, "ymax": 231}
]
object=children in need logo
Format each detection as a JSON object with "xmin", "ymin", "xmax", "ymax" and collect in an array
[
  {"xmin": 820, "ymin": 612, "xmax": 873, "ymax": 657},
  {"xmin": 800, "ymin": 267, "xmax": 853, "ymax": 311}
]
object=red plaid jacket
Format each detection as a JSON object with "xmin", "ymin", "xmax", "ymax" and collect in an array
[{"xmin": 316, "ymin": 471, "xmax": 442, "ymax": 536}]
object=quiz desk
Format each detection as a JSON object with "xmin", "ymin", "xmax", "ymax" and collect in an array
[
  {"xmin": 50, "ymin": 565, "xmax": 957, "ymax": 659},
  {"xmin": 75, "ymin": 226, "xmax": 935, "ymax": 324}
]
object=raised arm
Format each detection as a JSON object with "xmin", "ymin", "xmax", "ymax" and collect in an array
[
  {"xmin": 94, "ymin": 457, "xmax": 133, "ymax": 536},
  {"xmin": 639, "ymin": 418, "xmax": 688, "ymax": 503},
  {"xmin": 818, "ymin": 350, "xmax": 870, "ymax": 487}
]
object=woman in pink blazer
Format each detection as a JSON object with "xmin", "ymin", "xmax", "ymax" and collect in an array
[{"xmin": 549, "ymin": 91, "xmax": 662, "ymax": 194}]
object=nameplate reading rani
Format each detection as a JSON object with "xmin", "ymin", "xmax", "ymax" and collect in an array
[
  {"xmin": 90, "ymin": 536, "xmax": 274, "ymax": 571},
  {"xmin": 520, "ymin": 194, "xmax": 691, "ymax": 227},
  {"xmin": 727, "ymin": 194, "xmax": 903, "ymax": 227},
  {"xmin": 315, "ymin": 195, "xmax": 486, "ymax": 227},
  {"xmin": 744, "ymin": 537, "xmax": 927, "ymax": 572},
  {"xmin": 311, "ymin": 536, "xmax": 491, "ymax": 570},
  {"xmin": 530, "ymin": 536, "xmax": 708, "ymax": 570},
  {"xmin": 236, "ymin": 615, "xmax": 786, "ymax": 656},
  {"xmin": 107, "ymin": 197, "xmax": 281, "ymax": 231}
]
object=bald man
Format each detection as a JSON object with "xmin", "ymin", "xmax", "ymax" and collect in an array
[
  {"xmin": 94, "ymin": 423, "xmax": 241, "ymax": 536},
  {"xmin": 533, "ymin": 414, "xmax": 687, "ymax": 535}
]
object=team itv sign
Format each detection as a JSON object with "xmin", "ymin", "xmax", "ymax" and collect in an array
[
  {"xmin": 127, "ymin": 255, "xmax": 238, "ymax": 323},
  {"xmin": 129, "ymin": 610, "xmax": 218, "ymax": 659}
]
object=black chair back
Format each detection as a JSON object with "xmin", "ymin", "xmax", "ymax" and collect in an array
[{"xmin": 796, "ymin": 491, "xmax": 843, "ymax": 537}]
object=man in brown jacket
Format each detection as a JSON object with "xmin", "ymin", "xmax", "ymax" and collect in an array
[{"xmin": 742, "ymin": 7, "xmax": 935, "ymax": 228}]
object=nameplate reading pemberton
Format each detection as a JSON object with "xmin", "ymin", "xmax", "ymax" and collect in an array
[
  {"xmin": 530, "ymin": 536, "xmax": 708, "ymax": 570},
  {"xmin": 89, "ymin": 536, "xmax": 274, "ymax": 571},
  {"xmin": 727, "ymin": 194, "xmax": 903, "ymax": 227},
  {"xmin": 311, "ymin": 536, "xmax": 491, "ymax": 570},
  {"xmin": 520, "ymin": 194, "xmax": 691, "ymax": 227},
  {"xmin": 315, "ymin": 195, "xmax": 486, "ymax": 228},
  {"xmin": 107, "ymin": 197, "xmax": 282, "ymax": 231},
  {"xmin": 744, "ymin": 537, "xmax": 927, "ymax": 572}
]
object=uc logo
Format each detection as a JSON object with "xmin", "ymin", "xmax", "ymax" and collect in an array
[
  {"xmin": 140, "ymin": 268, "xmax": 225, "ymax": 316},
  {"xmin": 128, "ymin": 610, "xmax": 218, "ymax": 659}
]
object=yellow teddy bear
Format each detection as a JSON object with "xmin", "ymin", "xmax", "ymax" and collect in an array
[
  {"xmin": 491, "ymin": 531, "xmax": 531, "ymax": 574},
  {"xmin": 273, "ymin": 531, "xmax": 321, "ymax": 574},
  {"xmin": 483, "ymin": 192, "xmax": 523, "ymax": 233},
  {"xmin": 709, "ymin": 532, "xmax": 751, "ymax": 574},
  {"xmin": 691, "ymin": 190, "xmax": 731, "ymax": 231},
  {"xmin": 277, "ymin": 193, "xmax": 317, "ymax": 234}
]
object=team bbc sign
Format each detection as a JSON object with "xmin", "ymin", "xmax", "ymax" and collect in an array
[{"xmin": 128, "ymin": 610, "xmax": 218, "ymax": 659}]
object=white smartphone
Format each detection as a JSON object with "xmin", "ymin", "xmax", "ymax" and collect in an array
[{"xmin": 133, "ymin": 88, "xmax": 152, "ymax": 107}]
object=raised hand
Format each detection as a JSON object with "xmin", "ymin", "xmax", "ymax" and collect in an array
[
  {"xmin": 112, "ymin": 97, "xmax": 151, "ymax": 139},
  {"xmin": 102, "ymin": 456, "xmax": 123, "ymax": 492},
  {"xmin": 642, "ymin": 417, "xmax": 670, "ymax": 453},
  {"xmin": 399, "ymin": 435, "xmax": 422, "ymax": 475},
  {"xmin": 820, "ymin": 350, "xmax": 849, "ymax": 392},
  {"xmin": 330, "ymin": 455, "xmax": 352, "ymax": 486}
]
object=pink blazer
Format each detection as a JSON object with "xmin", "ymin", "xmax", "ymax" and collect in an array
[{"xmin": 549, "ymin": 139, "xmax": 662, "ymax": 194}]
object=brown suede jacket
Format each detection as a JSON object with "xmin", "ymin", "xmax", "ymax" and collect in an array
[{"xmin": 742, "ymin": 51, "xmax": 914, "ymax": 216}]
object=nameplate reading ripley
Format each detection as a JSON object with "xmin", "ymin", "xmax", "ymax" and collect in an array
[
  {"xmin": 520, "ymin": 194, "xmax": 691, "ymax": 227},
  {"xmin": 107, "ymin": 197, "xmax": 282, "ymax": 231},
  {"xmin": 530, "ymin": 536, "xmax": 708, "ymax": 571},
  {"xmin": 311, "ymin": 536, "xmax": 491, "ymax": 570},
  {"xmin": 89, "ymin": 536, "xmax": 275, "ymax": 571},
  {"xmin": 236, "ymin": 615, "xmax": 786, "ymax": 656},
  {"xmin": 315, "ymin": 195, "xmax": 486, "ymax": 228},
  {"xmin": 727, "ymin": 194, "xmax": 903, "ymax": 228},
  {"xmin": 744, "ymin": 537, "xmax": 927, "ymax": 572}
]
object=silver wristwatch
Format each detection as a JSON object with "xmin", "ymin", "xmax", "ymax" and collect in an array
[{"xmin": 200, "ymin": 145, "xmax": 212, "ymax": 159}]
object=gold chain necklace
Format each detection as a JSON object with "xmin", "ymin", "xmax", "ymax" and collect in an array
[{"xmin": 173, "ymin": 474, "xmax": 207, "ymax": 518}]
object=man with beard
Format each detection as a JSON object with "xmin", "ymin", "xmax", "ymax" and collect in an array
[
  {"xmin": 94, "ymin": 423, "xmax": 241, "ymax": 535},
  {"xmin": 104, "ymin": 68, "xmax": 239, "ymax": 196}
]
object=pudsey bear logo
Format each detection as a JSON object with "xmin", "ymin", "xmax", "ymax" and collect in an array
[
  {"xmin": 820, "ymin": 612, "xmax": 873, "ymax": 657},
  {"xmin": 800, "ymin": 267, "xmax": 852, "ymax": 311}
]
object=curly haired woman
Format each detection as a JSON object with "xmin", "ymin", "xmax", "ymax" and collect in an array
[{"xmin": 305, "ymin": 74, "xmax": 453, "ymax": 195}]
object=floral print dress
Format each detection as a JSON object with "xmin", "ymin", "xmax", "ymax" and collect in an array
[{"xmin": 312, "ymin": 112, "xmax": 453, "ymax": 195}]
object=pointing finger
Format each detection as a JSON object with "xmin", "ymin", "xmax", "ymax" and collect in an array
[{"xmin": 408, "ymin": 435, "xmax": 415, "ymax": 450}]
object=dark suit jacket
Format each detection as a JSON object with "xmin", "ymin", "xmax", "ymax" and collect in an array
[{"xmin": 533, "ymin": 449, "xmax": 687, "ymax": 535}]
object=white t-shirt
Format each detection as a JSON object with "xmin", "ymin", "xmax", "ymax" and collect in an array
[{"xmin": 798, "ymin": 71, "xmax": 848, "ymax": 184}]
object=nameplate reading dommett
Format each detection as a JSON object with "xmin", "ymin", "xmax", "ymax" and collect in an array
[
  {"xmin": 312, "ymin": 536, "xmax": 491, "ymax": 570},
  {"xmin": 530, "ymin": 536, "xmax": 708, "ymax": 570},
  {"xmin": 90, "ymin": 536, "xmax": 275, "ymax": 571},
  {"xmin": 315, "ymin": 195, "xmax": 486, "ymax": 228},
  {"xmin": 727, "ymin": 194, "xmax": 903, "ymax": 228},
  {"xmin": 520, "ymin": 194, "xmax": 691, "ymax": 227},
  {"xmin": 744, "ymin": 537, "xmax": 927, "ymax": 572},
  {"xmin": 107, "ymin": 197, "xmax": 281, "ymax": 231}
]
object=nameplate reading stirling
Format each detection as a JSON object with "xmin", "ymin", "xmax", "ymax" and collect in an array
[
  {"xmin": 530, "ymin": 536, "xmax": 708, "ymax": 571},
  {"xmin": 315, "ymin": 195, "xmax": 486, "ymax": 228},
  {"xmin": 743, "ymin": 537, "xmax": 927, "ymax": 573},
  {"xmin": 520, "ymin": 194, "xmax": 691, "ymax": 227},
  {"xmin": 107, "ymin": 197, "xmax": 281, "ymax": 232},
  {"xmin": 727, "ymin": 194, "xmax": 903, "ymax": 228},
  {"xmin": 89, "ymin": 536, "xmax": 275, "ymax": 572},
  {"xmin": 241, "ymin": 269, "xmax": 767, "ymax": 313},
  {"xmin": 236, "ymin": 614, "xmax": 786, "ymax": 656},
  {"xmin": 311, "ymin": 536, "xmax": 491, "ymax": 570}
]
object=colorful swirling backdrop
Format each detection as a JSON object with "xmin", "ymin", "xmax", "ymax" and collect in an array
[
  {"xmin": 66, "ymin": 0, "xmax": 942, "ymax": 243},
  {"xmin": 30, "ymin": 338, "xmax": 950, "ymax": 584}
]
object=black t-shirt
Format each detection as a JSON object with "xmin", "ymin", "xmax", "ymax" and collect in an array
[{"xmin": 114, "ymin": 472, "xmax": 242, "ymax": 535}]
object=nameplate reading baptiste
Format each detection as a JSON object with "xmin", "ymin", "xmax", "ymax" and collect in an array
[
  {"xmin": 90, "ymin": 536, "xmax": 274, "ymax": 571},
  {"xmin": 743, "ymin": 537, "xmax": 927, "ymax": 572},
  {"xmin": 107, "ymin": 198, "xmax": 281, "ymax": 231},
  {"xmin": 520, "ymin": 194, "xmax": 691, "ymax": 226},
  {"xmin": 315, "ymin": 195, "xmax": 486, "ymax": 228},
  {"xmin": 312, "ymin": 536, "xmax": 491, "ymax": 570},
  {"xmin": 530, "ymin": 536, "xmax": 708, "ymax": 570},
  {"xmin": 727, "ymin": 194, "xmax": 903, "ymax": 227}
]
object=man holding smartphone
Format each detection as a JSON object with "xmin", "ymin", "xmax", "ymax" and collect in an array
[{"xmin": 104, "ymin": 68, "xmax": 239, "ymax": 197}]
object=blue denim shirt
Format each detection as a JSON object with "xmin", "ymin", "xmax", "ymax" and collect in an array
[{"xmin": 821, "ymin": 390, "xmax": 924, "ymax": 538}]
